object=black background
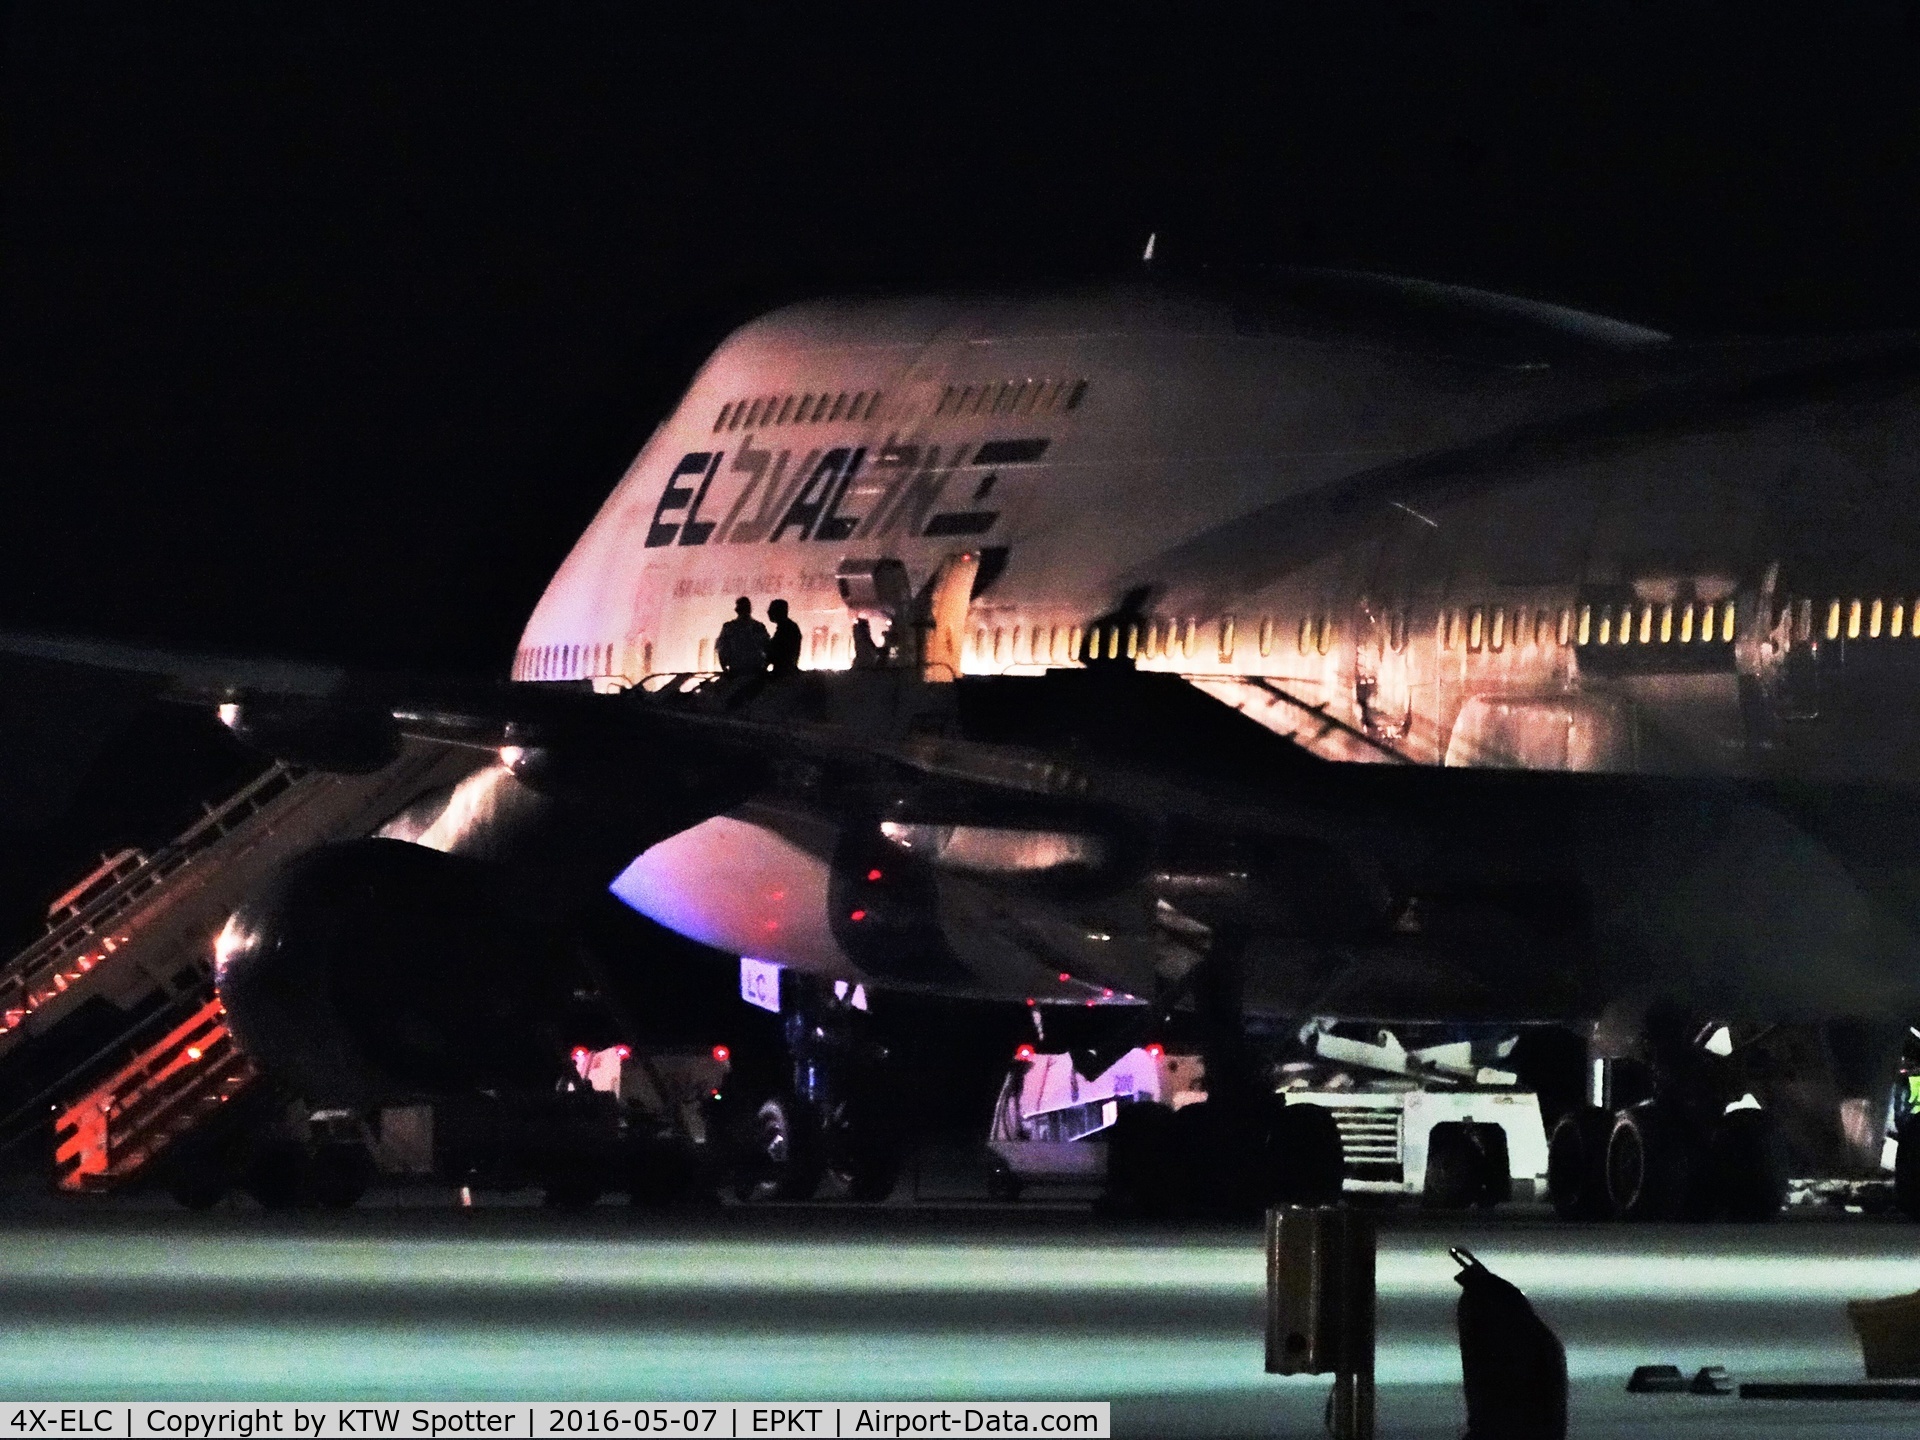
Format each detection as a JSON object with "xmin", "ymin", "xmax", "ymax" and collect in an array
[{"xmin": 3, "ymin": 1, "xmax": 1919, "ymax": 940}]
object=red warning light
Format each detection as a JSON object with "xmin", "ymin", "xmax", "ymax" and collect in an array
[
  {"xmin": 1146, "ymin": 1042, "xmax": 1165, "ymax": 1059},
  {"xmin": 849, "ymin": 909, "xmax": 868, "ymax": 922},
  {"xmin": 1014, "ymin": 1043, "xmax": 1036, "ymax": 1062},
  {"xmin": 1058, "ymin": 972, "xmax": 1072, "ymax": 983},
  {"xmin": 866, "ymin": 868, "xmax": 884, "ymax": 882},
  {"xmin": 614, "ymin": 1045, "xmax": 631, "ymax": 1060},
  {"xmin": 185, "ymin": 1046, "xmax": 203, "ymax": 1062},
  {"xmin": 711, "ymin": 1045, "xmax": 731, "ymax": 1064},
  {"xmin": 570, "ymin": 1047, "xmax": 589, "ymax": 1063}
]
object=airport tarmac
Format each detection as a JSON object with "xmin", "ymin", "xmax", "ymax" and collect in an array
[{"xmin": 0, "ymin": 1197, "xmax": 1916, "ymax": 1437}]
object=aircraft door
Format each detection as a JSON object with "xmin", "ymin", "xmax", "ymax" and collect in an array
[
  {"xmin": 1743, "ymin": 562, "xmax": 1821, "ymax": 726},
  {"xmin": 1353, "ymin": 598, "xmax": 1412, "ymax": 740}
]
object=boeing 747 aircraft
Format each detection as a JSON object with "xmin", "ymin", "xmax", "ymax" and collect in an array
[{"xmin": 21, "ymin": 269, "xmax": 1920, "ymax": 1219}]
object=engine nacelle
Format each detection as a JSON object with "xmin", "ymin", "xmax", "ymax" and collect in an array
[
  {"xmin": 214, "ymin": 839, "xmax": 585, "ymax": 1107},
  {"xmin": 217, "ymin": 698, "xmax": 401, "ymax": 773}
]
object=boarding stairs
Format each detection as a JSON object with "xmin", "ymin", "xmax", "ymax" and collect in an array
[
  {"xmin": 0, "ymin": 739, "xmax": 486, "ymax": 1189},
  {"xmin": 52, "ymin": 994, "xmax": 259, "ymax": 1192}
]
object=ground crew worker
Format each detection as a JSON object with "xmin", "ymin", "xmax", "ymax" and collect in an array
[
  {"xmin": 716, "ymin": 597, "xmax": 769, "ymax": 675},
  {"xmin": 766, "ymin": 598, "xmax": 803, "ymax": 676}
]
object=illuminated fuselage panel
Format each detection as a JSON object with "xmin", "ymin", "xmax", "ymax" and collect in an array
[
  {"xmin": 514, "ymin": 281, "xmax": 1652, "ymax": 744},
  {"xmin": 518, "ymin": 275, "xmax": 1920, "ymax": 788}
]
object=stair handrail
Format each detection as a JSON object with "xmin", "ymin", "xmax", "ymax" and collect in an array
[
  {"xmin": 0, "ymin": 984, "xmax": 220, "ymax": 1154},
  {"xmin": 0, "ymin": 761, "xmax": 312, "ymax": 1012}
]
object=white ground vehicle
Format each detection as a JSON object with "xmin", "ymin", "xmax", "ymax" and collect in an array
[{"xmin": 984, "ymin": 1025, "xmax": 1549, "ymax": 1206}]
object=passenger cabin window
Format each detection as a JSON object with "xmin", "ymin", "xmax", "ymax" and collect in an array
[
  {"xmin": 935, "ymin": 377, "xmax": 1088, "ymax": 418},
  {"xmin": 1219, "ymin": 616, "xmax": 1236, "ymax": 662}
]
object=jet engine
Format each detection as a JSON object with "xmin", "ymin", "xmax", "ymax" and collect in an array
[{"xmin": 214, "ymin": 838, "xmax": 591, "ymax": 1107}]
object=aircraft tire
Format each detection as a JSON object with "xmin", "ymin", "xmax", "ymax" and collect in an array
[
  {"xmin": 308, "ymin": 1145, "xmax": 373, "ymax": 1210},
  {"xmin": 1709, "ymin": 1109, "xmax": 1785, "ymax": 1221},
  {"xmin": 1546, "ymin": 1106, "xmax": 1612, "ymax": 1220},
  {"xmin": 243, "ymin": 1142, "xmax": 309, "ymax": 1210},
  {"xmin": 1606, "ymin": 1101, "xmax": 1694, "ymax": 1221},
  {"xmin": 1896, "ymin": 1122, "xmax": 1920, "ymax": 1221},
  {"xmin": 1103, "ymin": 1101, "xmax": 1179, "ymax": 1217},
  {"xmin": 733, "ymin": 1094, "xmax": 824, "ymax": 1203}
]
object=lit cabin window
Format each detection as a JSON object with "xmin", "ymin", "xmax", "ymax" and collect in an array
[
  {"xmin": 1679, "ymin": 604, "xmax": 1694, "ymax": 643},
  {"xmin": 1219, "ymin": 616, "xmax": 1236, "ymax": 662},
  {"xmin": 1259, "ymin": 617, "xmax": 1274, "ymax": 657},
  {"xmin": 1658, "ymin": 603, "xmax": 1673, "ymax": 643},
  {"xmin": 1468, "ymin": 607, "xmax": 1484, "ymax": 652},
  {"xmin": 1529, "ymin": 609, "xmax": 1545, "ymax": 648},
  {"xmin": 744, "ymin": 398, "xmax": 765, "ymax": 427},
  {"xmin": 1557, "ymin": 608, "xmax": 1571, "ymax": 646},
  {"xmin": 1896, "ymin": 603, "xmax": 1907, "ymax": 639},
  {"xmin": 1066, "ymin": 379, "xmax": 1088, "ymax": 410},
  {"xmin": 1826, "ymin": 600, "xmax": 1841, "ymax": 641},
  {"xmin": 1299, "ymin": 617, "xmax": 1314, "ymax": 655},
  {"xmin": 1448, "ymin": 609, "xmax": 1464, "ymax": 651},
  {"xmin": 1870, "ymin": 599, "xmax": 1884, "ymax": 638},
  {"xmin": 1307, "ymin": 617, "xmax": 1324, "ymax": 656},
  {"xmin": 1069, "ymin": 626, "xmax": 1083, "ymax": 660},
  {"xmin": 1125, "ymin": 624, "xmax": 1139, "ymax": 660},
  {"xmin": 1490, "ymin": 607, "xmax": 1506, "ymax": 652},
  {"xmin": 1576, "ymin": 605, "xmax": 1591, "ymax": 646},
  {"xmin": 1598, "ymin": 610, "xmax": 1612, "ymax": 646},
  {"xmin": 1848, "ymin": 599, "xmax": 1863, "ymax": 640},
  {"xmin": 714, "ymin": 403, "xmax": 733, "ymax": 433},
  {"xmin": 1637, "ymin": 603, "xmax": 1653, "ymax": 645},
  {"xmin": 830, "ymin": 631, "xmax": 843, "ymax": 661},
  {"xmin": 1145, "ymin": 620, "xmax": 1160, "ymax": 658}
]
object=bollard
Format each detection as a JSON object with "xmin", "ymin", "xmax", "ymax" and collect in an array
[{"xmin": 1266, "ymin": 1207, "xmax": 1376, "ymax": 1440}]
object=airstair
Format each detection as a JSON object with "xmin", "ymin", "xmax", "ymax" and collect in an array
[{"xmin": 0, "ymin": 739, "xmax": 486, "ymax": 1190}]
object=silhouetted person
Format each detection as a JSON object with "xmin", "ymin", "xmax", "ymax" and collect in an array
[
  {"xmin": 766, "ymin": 598, "xmax": 803, "ymax": 675},
  {"xmin": 851, "ymin": 618, "xmax": 883, "ymax": 669},
  {"xmin": 715, "ymin": 596, "xmax": 769, "ymax": 675}
]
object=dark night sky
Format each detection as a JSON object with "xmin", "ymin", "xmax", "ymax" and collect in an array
[{"xmin": 1, "ymin": 1, "xmax": 1919, "ymax": 927}]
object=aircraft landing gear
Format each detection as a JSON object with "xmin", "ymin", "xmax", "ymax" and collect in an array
[
  {"xmin": 1102, "ymin": 930, "xmax": 1345, "ymax": 1217},
  {"xmin": 729, "ymin": 980, "xmax": 901, "ymax": 1203},
  {"xmin": 1546, "ymin": 1026, "xmax": 1787, "ymax": 1222},
  {"xmin": 732, "ymin": 1093, "xmax": 825, "ymax": 1201}
]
